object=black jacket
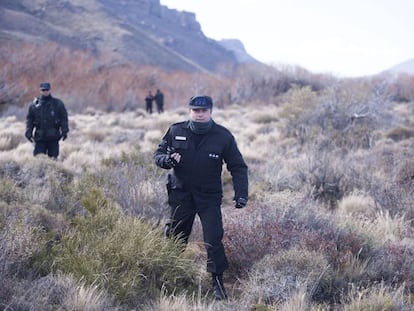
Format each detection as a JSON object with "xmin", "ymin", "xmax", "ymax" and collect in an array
[
  {"xmin": 154, "ymin": 120, "xmax": 248, "ymax": 202},
  {"xmin": 26, "ymin": 95, "xmax": 69, "ymax": 141}
]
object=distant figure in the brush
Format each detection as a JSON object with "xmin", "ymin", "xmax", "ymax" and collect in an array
[
  {"xmin": 25, "ymin": 82, "xmax": 69, "ymax": 159},
  {"xmin": 154, "ymin": 88, "xmax": 164, "ymax": 113},
  {"xmin": 154, "ymin": 95, "xmax": 248, "ymax": 301},
  {"xmin": 145, "ymin": 90, "xmax": 154, "ymax": 114}
]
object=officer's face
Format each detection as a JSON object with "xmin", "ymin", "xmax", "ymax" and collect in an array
[
  {"xmin": 40, "ymin": 88, "xmax": 51, "ymax": 95},
  {"xmin": 189, "ymin": 108, "xmax": 212, "ymax": 122}
]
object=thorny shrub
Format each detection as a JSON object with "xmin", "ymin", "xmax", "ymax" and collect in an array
[
  {"xmin": 366, "ymin": 244, "xmax": 414, "ymax": 294},
  {"xmin": 224, "ymin": 201, "xmax": 374, "ymax": 304},
  {"xmin": 224, "ymin": 202, "xmax": 369, "ymax": 275}
]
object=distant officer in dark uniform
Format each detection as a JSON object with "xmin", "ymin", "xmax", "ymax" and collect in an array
[
  {"xmin": 154, "ymin": 88, "xmax": 164, "ymax": 113},
  {"xmin": 154, "ymin": 95, "xmax": 248, "ymax": 300},
  {"xmin": 145, "ymin": 90, "xmax": 154, "ymax": 114},
  {"xmin": 25, "ymin": 82, "xmax": 69, "ymax": 159}
]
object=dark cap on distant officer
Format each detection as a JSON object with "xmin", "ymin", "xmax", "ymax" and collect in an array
[
  {"xmin": 39, "ymin": 82, "xmax": 51, "ymax": 90},
  {"xmin": 189, "ymin": 95, "xmax": 213, "ymax": 109}
]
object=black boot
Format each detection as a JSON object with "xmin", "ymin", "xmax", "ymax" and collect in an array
[{"xmin": 212, "ymin": 273, "xmax": 228, "ymax": 300}]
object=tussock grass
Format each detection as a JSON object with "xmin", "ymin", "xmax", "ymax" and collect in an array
[
  {"xmin": 342, "ymin": 283, "xmax": 407, "ymax": 311},
  {"xmin": 5, "ymin": 273, "xmax": 117, "ymax": 311},
  {"xmin": 365, "ymin": 210, "xmax": 412, "ymax": 246},
  {"xmin": 336, "ymin": 192, "xmax": 377, "ymax": 220}
]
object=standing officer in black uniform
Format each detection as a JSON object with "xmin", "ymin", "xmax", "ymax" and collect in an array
[
  {"xmin": 145, "ymin": 90, "xmax": 154, "ymax": 114},
  {"xmin": 25, "ymin": 82, "xmax": 69, "ymax": 159},
  {"xmin": 154, "ymin": 88, "xmax": 164, "ymax": 113},
  {"xmin": 154, "ymin": 95, "xmax": 248, "ymax": 300}
]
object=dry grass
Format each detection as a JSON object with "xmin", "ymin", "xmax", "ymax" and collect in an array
[{"xmin": 1, "ymin": 80, "xmax": 414, "ymax": 309}]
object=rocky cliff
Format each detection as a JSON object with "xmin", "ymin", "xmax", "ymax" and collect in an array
[{"xmin": 0, "ymin": 0, "xmax": 257, "ymax": 72}]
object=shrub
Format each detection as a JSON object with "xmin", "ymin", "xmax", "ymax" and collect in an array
[
  {"xmin": 241, "ymin": 248, "xmax": 332, "ymax": 306},
  {"xmin": 0, "ymin": 211, "xmax": 47, "ymax": 278},
  {"xmin": 89, "ymin": 149, "xmax": 168, "ymax": 221},
  {"xmin": 5, "ymin": 273, "xmax": 117, "ymax": 311},
  {"xmin": 48, "ymin": 203, "xmax": 197, "ymax": 307},
  {"xmin": 0, "ymin": 176, "xmax": 23, "ymax": 204},
  {"xmin": 366, "ymin": 244, "xmax": 414, "ymax": 293},
  {"xmin": 0, "ymin": 158, "xmax": 75, "ymax": 213}
]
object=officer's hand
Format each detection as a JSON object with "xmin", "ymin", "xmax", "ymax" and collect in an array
[
  {"xmin": 25, "ymin": 133, "xmax": 33, "ymax": 143},
  {"xmin": 164, "ymin": 152, "xmax": 181, "ymax": 168},
  {"xmin": 165, "ymin": 156, "xmax": 178, "ymax": 168},
  {"xmin": 62, "ymin": 133, "xmax": 67, "ymax": 141},
  {"xmin": 235, "ymin": 197, "xmax": 248, "ymax": 209}
]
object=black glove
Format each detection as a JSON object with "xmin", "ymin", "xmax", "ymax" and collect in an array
[
  {"xmin": 25, "ymin": 132, "xmax": 33, "ymax": 142},
  {"xmin": 62, "ymin": 133, "xmax": 67, "ymax": 141},
  {"xmin": 164, "ymin": 156, "xmax": 178, "ymax": 168},
  {"xmin": 235, "ymin": 197, "xmax": 247, "ymax": 209}
]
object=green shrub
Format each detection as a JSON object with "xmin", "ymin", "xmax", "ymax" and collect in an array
[{"xmin": 49, "ymin": 203, "xmax": 197, "ymax": 307}]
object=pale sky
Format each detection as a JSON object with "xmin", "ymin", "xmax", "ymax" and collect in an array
[{"xmin": 160, "ymin": 0, "xmax": 414, "ymax": 77}]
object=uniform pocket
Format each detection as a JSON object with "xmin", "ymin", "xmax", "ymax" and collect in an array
[{"xmin": 172, "ymin": 140, "xmax": 189, "ymax": 150}]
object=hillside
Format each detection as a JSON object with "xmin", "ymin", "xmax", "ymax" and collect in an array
[
  {"xmin": 0, "ymin": 0, "xmax": 257, "ymax": 72},
  {"xmin": 387, "ymin": 58, "xmax": 414, "ymax": 75}
]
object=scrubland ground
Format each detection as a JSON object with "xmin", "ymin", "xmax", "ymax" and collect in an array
[{"xmin": 1, "ymin": 83, "xmax": 414, "ymax": 310}]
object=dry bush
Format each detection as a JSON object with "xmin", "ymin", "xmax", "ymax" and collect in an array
[
  {"xmin": 365, "ymin": 245, "xmax": 414, "ymax": 293},
  {"xmin": 396, "ymin": 159, "xmax": 414, "ymax": 191},
  {"xmin": 0, "ymin": 210, "xmax": 47, "ymax": 279},
  {"xmin": 5, "ymin": 273, "xmax": 117, "ymax": 311},
  {"xmin": 370, "ymin": 180, "xmax": 414, "ymax": 221},
  {"xmin": 78, "ymin": 149, "xmax": 168, "ymax": 221},
  {"xmin": 0, "ymin": 176, "xmax": 23, "ymax": 205},
  {"xmin": 241, "ymin": 248, "xmax": 332, "ymax": 306},
  {"xmin": 224, "ymin": 200, "xmax": 369, "ymax": 277},
  {"xmin": 0, "ymin": 156, "xmax": 73, "ymax": 195}
]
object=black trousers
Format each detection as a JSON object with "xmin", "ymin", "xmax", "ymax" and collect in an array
[
  {"xmin": 34, "ymin": 140, "xmax": 59, "ymax": 158},
  {"xmin": 167, "ymin": 190, "xmax": 229, "ymax": 274},
  {"xmin": 146, "ymin": 103, "xmax": 152, "ymax": 113}
]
